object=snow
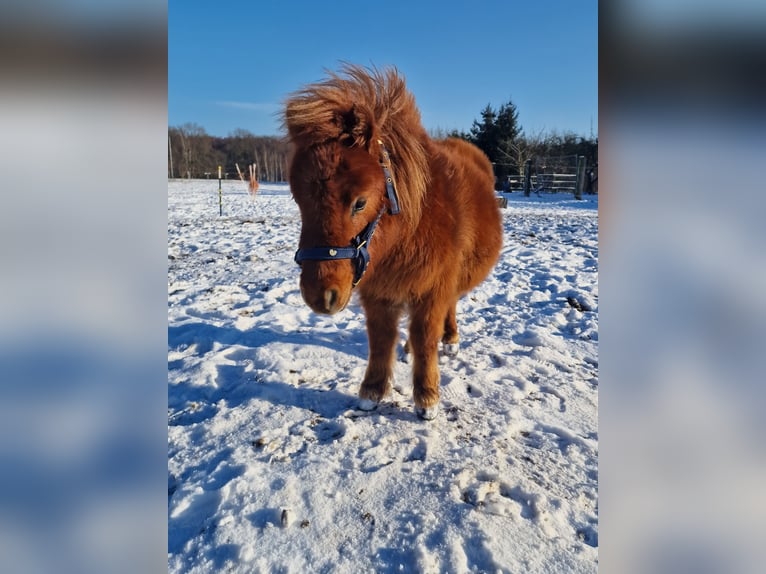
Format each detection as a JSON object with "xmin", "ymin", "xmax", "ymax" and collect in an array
[{"xmin": 168, "ymin": 180, "xmax": 598, "ymax": 573}]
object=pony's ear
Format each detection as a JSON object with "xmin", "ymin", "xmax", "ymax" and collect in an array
[{"xmin": 335, "ymin": 104, "xmax": 373, "ymax": 148}]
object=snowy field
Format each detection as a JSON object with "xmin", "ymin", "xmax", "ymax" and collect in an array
[{"xmin": 168, "ymin": 179, "xmax": 599, "ymax": 573}]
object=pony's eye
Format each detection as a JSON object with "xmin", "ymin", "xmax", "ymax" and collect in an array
[{"xmin": 353, "ymin": 198, "xmax": 367, "ymax": 213}]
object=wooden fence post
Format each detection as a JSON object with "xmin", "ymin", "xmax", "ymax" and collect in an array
[
  {"xmin": 218, "ymin": 165, "xmax": 223, "ymax": 216},
  {"xmin": 575, "ymin": 156, "xmax": 586, "ymax": 200},
  {"xmin": 524, "ymin": 159, "xmax": 532, "ymax": 197}
]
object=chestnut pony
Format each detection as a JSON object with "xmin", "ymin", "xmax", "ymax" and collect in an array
[{"xmin": 283, "ymin": 65, "xmax": 502, "ymax": 419}]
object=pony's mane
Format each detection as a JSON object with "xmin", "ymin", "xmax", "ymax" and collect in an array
[{"xmin": 283, "ymin": 64, "xmax": 429, "ymax": 227}]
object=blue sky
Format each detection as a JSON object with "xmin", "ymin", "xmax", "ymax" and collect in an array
[{"xmin": 169, "ymin": 1, "xmax": 597, "ymax": 138}]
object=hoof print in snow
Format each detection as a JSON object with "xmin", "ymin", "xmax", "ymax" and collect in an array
[
  {"xmin": 404, "ymin": 439, "xmax": 427, "ymax": 462},
  {"xmin": 168, "ymin": 474, "xmax": 178, "ymax": 497},
  {"xmin": 576, "ymin": 526, "xmax": 598, "ymax": 547},
  {"xmin": 466, "ymin": 383, "xmax": 484, "ymax": 398},
  {"xmin": 444, "ymin": 405, "xmax": 460, "ymax": 422},
  {"xmin": 252, "ymin": 437, "xmax": 269, "ymax": 450},
  {"xmin": 312, "ymin": 420, "xmax": 346, "ymax": 444},
  {"xmin": 248, "ymin": 508, "xmax": 284, "ymax": 529},
  {"xmin": 566, "ymin": 296, "xmax": 591, "ymax": 312}
]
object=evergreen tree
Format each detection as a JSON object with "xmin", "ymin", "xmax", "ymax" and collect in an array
[
  {"xmin": 468, "ymin": 100, "xmax": 522, "ymax": 165},
  {"xmin": 495, "ymin": 99, "xmax": 522, "ymax": 161},
  {"xmin": 448, "ymin": 128, "xmax": 472, "ymax": 141},
  {"xmin": 469, "ymin": 104, "xmax": 499, "ymax": 163}
]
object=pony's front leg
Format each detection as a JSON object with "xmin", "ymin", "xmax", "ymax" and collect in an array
[
  {"xmin": 409, "ymin": 298, "xmax": 449, "ymax": 419},
  {"xmin": 358, "ymin": 298, "xmax": 403, "ymax": 408}
]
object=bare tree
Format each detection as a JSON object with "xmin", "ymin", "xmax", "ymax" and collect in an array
[
  {"xmin": 501, "ymin": 127, "xmax": 547, "ymax": 175},
  {"xmin": 175, "ymin": 122, "xmax": 208, "ymax": 178},
  {"xmin": 168, "ymin": 126, "xmax": 290, "ymax": 181},
  {"xmin": 168, "ymin": 134, "xmax": 174, "ymax": 178}
]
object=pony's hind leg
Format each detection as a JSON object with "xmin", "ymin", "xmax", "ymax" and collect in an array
[
  {"xmin": 403, "ymin": 300, "xmax": 459, "ymax": 362},
  {"xmin": 358, "ymin": 298, "xmax": 403, "ymax": 409},
  {"xmin": 441, "ymin": 300, "xmax": 459, "ymax": 357},
  {"xmin": 409, "ymin": 297, "xmax": 449, "ymax": 419}
]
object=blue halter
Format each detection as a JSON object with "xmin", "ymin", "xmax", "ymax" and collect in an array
[{"xmin": 294, "ymin": 141, "xmax": 401, "ymax": 287}]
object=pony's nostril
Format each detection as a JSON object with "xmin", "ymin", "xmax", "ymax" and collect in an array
[{"xmin": 324, "ymin": 289, "xmax": 338, "ymax": 311}]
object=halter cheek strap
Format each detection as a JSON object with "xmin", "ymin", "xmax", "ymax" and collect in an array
[
  {"xmin": 379, "ymin": 141, "xmax": 400, "ymax": 215},
  {"xmin": 294, "ymin": 142, "xmax": 401, "ymax": 287}
]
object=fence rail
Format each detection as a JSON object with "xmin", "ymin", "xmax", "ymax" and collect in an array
[{"xmin": 497, "ymin": 155, "xmax": 597, "ymax": 198}]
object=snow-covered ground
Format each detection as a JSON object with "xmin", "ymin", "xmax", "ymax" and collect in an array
[{"xmin": 168, "ymin": 180, "xmax": 598, "ymax": 573}]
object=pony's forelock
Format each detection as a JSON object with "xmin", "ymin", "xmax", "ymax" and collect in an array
[{"xmin": 283, "ymin": 64, "xmax": 429, "ymax": 228}]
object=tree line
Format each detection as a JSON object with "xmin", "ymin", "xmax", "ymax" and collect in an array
[
  {"xmin": 169, "ymin": 100, "xmax": 597, "ymax": 184},
  {"xmin": 168, "ymin": 124, "xmax": 289, "ymax": 181},
  {"xmin": 433, "ymin": 99, "xmax": 598, "ymax": 184}
]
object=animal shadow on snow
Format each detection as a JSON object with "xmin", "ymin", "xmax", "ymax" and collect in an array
[
  {"xmin": 168, "ymin": 320, "xmax": 367, "ymax": 361},
  {"xmin": 168, "ymin": 321, "xmax": 364, "ymax": 420}
]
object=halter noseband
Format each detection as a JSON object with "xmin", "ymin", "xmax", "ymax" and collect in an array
[{"xmin": 294, "ymin": 141, "xmax": 401, "ymax": 287}]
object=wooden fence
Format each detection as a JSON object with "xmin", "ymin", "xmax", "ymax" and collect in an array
[{"xmin": 497, "ymin": 155, "xmax": 596, "ymax": 199}]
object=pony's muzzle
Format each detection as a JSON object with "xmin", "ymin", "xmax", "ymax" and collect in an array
[
  {"xmin": 302, "ymin": 285, "xmax": 346, "ymax": 314},
  {"xmin": 298, "ymin": 264, "xmax": 351, "ymax": 315}
]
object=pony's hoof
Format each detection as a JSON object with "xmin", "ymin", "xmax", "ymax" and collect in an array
[
  {"xmin": 442, "ymin": 343, "xmax": 459, "ymax": 357},
  {"xmin": 415, "ymin": 405, "xmax": 438, "ymax": 420},
  {"xmin": 357, "ymin": 398, "xmax": 378, "ymax": 411},
  {"xmin": 399, "ymin": 341, "xmax": 411, "ymax": 363}
]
